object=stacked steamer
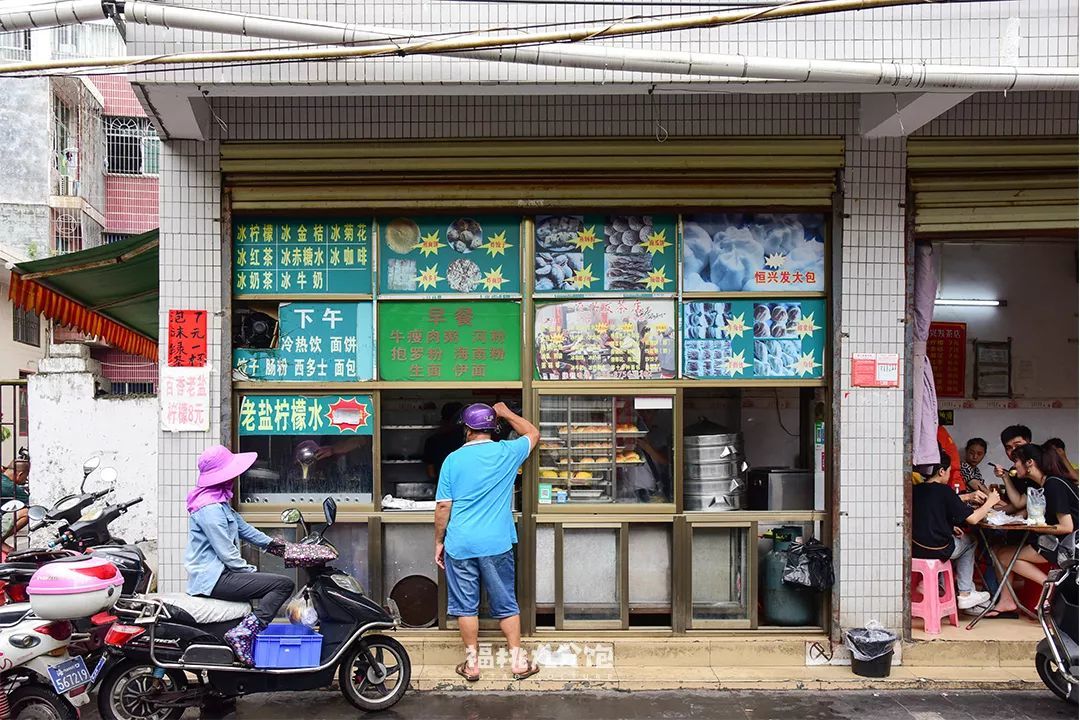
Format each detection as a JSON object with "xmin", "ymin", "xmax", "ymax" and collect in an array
[{"xmin": 683, "ymin": 418, "xmax": 746, "ymax": 511}]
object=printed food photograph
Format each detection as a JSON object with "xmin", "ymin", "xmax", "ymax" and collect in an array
[
  {"xmin": 754, "ymin": 339, "xmax": 802, "ymax": 378},
  {"xmin": 386, "ymin": 258, "xmax": 418, "ymax": 291},
  {"xmin": 446, "ymin": 218, "xmax": 485, "ymax": 253},
  {"xmin": 752, "ymin": 302, "xmax": 802, "ymax": 339},
  {"xmin": 384, "ymin": 217, "xmax": 421, "ymax": 254},
  {"xmin": 682, "ymin": 213, "xmax": 826, "ymax": 292}
]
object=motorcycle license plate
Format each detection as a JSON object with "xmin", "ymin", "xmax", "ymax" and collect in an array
[{"xmin": 48, "ymin": 656, "xmax": 90, "ymax": 695}]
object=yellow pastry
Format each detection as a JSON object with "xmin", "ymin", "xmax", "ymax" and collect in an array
[
  {"xmin": 574, "ymin": 471, "xmax": 593, "ymax": 480},
  {"xmin": 540, "ymin": 470, "xmax": 558, "ymax": 479}
]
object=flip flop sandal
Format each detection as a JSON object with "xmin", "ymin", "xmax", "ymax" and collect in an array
[
  {"xmin": 455, "ymin": 662, "xmax": 480, "ymax": 682},
  {"xmin": 983, "ymin": 610, "xmax": 1019, "ymax": 619},
  {"xmin": 512, "ymin": 665, "xmax": 541, "ymax": 680}
]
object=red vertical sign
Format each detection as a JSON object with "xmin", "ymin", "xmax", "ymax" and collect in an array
[
  {"xmin": 928, "ymin": 322, "xmax": 966, "ymax": 398},
  {"xmin": 168, "ymin": 309, "xmax": 208, "ymax": 367}
]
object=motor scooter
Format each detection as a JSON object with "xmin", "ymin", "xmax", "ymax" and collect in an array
[
  {"xmin": 97, "ymin": 498, "xmax": 409, "ymax": 720},
  {"xmin": 0, "ymin": 602, "xmax": 102, "ymax": 720},
  {"xmin": 1036, "ymin": 557, "xmax": 1078, "ymax": 703}
]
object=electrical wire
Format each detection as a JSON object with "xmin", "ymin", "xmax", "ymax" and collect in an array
[
  {"xmin": 0, "ymin": 0, "xmax": 988, "ymax": 77},
  {"xmin": 775, "ymin": 389, "xmax": 800, "ymax": 438}
]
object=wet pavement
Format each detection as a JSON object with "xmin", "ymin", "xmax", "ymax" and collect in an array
[{"xmin": 81, "ymin": 690, "xmax": 1071, "ymax": 720}]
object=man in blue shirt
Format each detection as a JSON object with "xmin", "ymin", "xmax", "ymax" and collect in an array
[{"xmin": 435, "ymin": 402, "xmax": 538, "ymax": 682}]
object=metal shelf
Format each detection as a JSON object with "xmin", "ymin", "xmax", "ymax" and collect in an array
[
  {"xmin": 382, "ymin": 460, "xmax": 424, "ymax": 465},
  {"xmin": 382, "ymin": 425, "xmax": 439, "ymax": 430}
]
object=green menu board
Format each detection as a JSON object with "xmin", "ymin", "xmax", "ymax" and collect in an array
[
  {"xmin": 682, "ymin": 298, "xmax": 827, "ymax": 380},
  {"xmin": 378, "ymin": 301, "xmax": 522, "ymax": 381},
  {"xmin": 378, "ymin": 215, "xmax": 521, "ymax": 295},
  {"xmin": 238, "ymin": 395, "xmax": 374, "ymax": 435},
  {"xmin": 533, "ymin": 214, "xmax": 677, "ymax": 294},
  {"xmin": 233, "ymin": 217, "xmax": 373, "ymax": 296}
]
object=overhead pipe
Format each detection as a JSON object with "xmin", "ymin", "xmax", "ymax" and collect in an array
[
  {"xmin": 0, "ymin": 0, "xmax": 1075, "ymax": 91},
  {"xmin": 0, "ymin": 0, "xmax": 107, "ymax": 32}
]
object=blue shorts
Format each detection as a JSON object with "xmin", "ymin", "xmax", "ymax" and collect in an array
[{"xmin": 444, "ymin": 550, "xmax": 519, "ymax": 619}]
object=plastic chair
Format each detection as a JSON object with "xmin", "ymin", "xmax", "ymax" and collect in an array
[{"xmin": 911, "ymin": 558, "xmax": 959, "ymax": 634}]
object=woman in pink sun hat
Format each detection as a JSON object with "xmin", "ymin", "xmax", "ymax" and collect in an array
[{"xmin": 185, "ymin": 444, "xmax": 292, "ymax": 666}]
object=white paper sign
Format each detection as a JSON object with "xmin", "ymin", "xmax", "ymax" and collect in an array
[{"xmin": 160, "ymin": 367, "xmax": 211, "ymax": 432}]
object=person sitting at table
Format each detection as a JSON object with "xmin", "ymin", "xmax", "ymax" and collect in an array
[
  {"xmin": 1042, "ymin": 438, "xmax": 1079, "ymax": 483},
  {"xmin": 991, "ymin": 443, "xmax": 1079, "ymax": 616},
  {"xmin": 961, "ymin": 437, "xmax": 990, "ymax": 494},
  {"xmin": 912, "ymin": 450, "xmax": 1000, "ymax": 611}
]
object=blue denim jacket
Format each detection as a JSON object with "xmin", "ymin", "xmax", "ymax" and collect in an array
[{"xmin": 185, "ymin": 503, "xmax": 272, "ymax": 596}]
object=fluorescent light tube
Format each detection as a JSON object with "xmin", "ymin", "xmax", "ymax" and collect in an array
[{"xmin": 934, "ymin": 299, "xmax": 1005, "ymax": 307}]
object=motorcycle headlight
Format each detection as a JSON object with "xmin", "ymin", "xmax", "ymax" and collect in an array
[{"xmin": 331, "ymin": 573, "xmax": 364, "ymax": 594}]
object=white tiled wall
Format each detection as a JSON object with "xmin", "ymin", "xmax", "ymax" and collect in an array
[
  {"xmin": 156, "ymin": 90, "xmax": 1077, "ymax": 627},
  {"xmin": 157, "ymin": 140, "xmax": 221, "ymax": 591}
]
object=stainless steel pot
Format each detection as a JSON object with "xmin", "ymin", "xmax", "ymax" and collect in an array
[
  {"xmin": 684, "ymin": 490, "xmax": 745, "ymax": 511},
  {"xmin": 685, "ymin": 460, "xmax": 744, "ymax": 481}
]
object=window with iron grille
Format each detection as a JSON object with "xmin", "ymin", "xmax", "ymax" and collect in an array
[
  {"xmin": 104, "ymin": 233, "xmax": 131, "ymax": 245},
  {"xmin": 110, "ymin": 382, "xmax": 156, "ymax": 396},
  {"xmin": 105, "ymin": 117, "xmax": 160, "ymax": 175},
  {"xmin": 52, "ymin": 208, "xmax": 82, "ymax": 254},
  {"xmin": 13, "ymin": 306, "xmax": 40, "ymax": 347},
  {"xmin": 0, "ymin": 30, "xmax": 30, "ymax": 61},
  {"xmin": 53, "ymin": 97, "xmax": 75, "ymax": 181}
]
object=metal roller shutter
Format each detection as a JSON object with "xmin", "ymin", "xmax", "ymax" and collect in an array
[
  {"xmin": 908, "ymin": 137, "xmax": 1079, "ymax": 237},
  {"xmin": 221, "ymin": 138, "xmax": 843, "ymax": 210}
]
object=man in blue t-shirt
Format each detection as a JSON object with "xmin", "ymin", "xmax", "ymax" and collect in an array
[{"xmin": 435, "ymin": 401, "xmax": 538, "ymax": 682}]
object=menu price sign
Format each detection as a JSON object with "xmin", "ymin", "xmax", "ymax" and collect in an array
[
  {"xmin": 378, "ymin": 301, "xmax": 522, "ymax": 381},
  {"xmin": 167, "ymin": 309, "xmax": 207, "ymax": 367},
  {"xmin": 682, "ymin": 213, "xmax": 826, "ymax": 293},
  {"xmin": 928, "ymin": 322, "xmax": 966, "ymax": 398},
  {"xmin": 160, "ymin": 367, "xmax": 210, "ymax": 432},
  {"xmin": 682, "ymin": 298, "xmax": 826, "ymax": 380},
  {"xmin": 851, "ymin": 353, "xmax": 900, "ymax": 388},
  {"xmin": 378, "ymin": 215, "xmax": 521, "ymax": 295},
  {"xmin": 233, "ymin": 302, "xmax": 375, "ymax": 382},
  {"xmin": 535, "ymin": 300, "xmax": 676, "ymax": 380},
  {"xmin": 233, "ymin": 217, "xmax": 373, "ymax": 296},
  {"xmin": 533, "ymin": 214, "xmax": 677, "ymax": 294},
  {"xmin": 238, "ymin": 395, "xmax": 374, "ymax": 436}
]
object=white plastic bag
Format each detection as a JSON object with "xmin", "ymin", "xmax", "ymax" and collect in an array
[
  {"xmin": 285, "ymin": 588, "xmax": 319, "ymax": 627},
  {"xmin": 1027, "ymin": 486, "xmax": 1047, "ymax": 525}
]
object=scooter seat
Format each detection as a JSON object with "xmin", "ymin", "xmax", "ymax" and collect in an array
[{"xmin": 151, "ymin": 594, "xmax": 251, "ymax": 624}]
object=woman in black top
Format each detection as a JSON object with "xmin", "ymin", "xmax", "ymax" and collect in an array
[{"xmin": 992, "ymin": 444, "xmax": 1079, "ymax": 615}]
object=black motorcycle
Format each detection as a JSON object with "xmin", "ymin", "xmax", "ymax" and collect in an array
[
  {"xmin": 0, "ymin": 459, "xmax": 151, "ymax": 604},
  {"xmin": 97, "ymin": 498, "xmax": 410, "ymax": 719},
  {"xmin": 1036, "ymin": 557, "xmax": 1078, "ymax": 703}
]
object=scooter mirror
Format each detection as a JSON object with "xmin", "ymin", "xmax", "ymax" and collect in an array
[
  {"xmin": 323, "ymin": 497, "xmax": 337, "ymax": 526},
  {"xmin": 82, "ymin": 456, "xmax": 101, "ymax": 476},
  {"xmin": 280, "ymin": 508, "xmax": 303, "ymax": 524},
  {"xmin": 27, "ymin": 505, "xmax": 47, "ymax": 523},
  {"xmin": 0, "ymin": 499, "xmax": 25, "ymax": 513},
  {"xmin": 100, "ymin": 467, "xmax": 118, "ymax": 484}
]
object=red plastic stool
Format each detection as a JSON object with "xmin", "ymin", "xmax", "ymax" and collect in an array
[{"xmin": 911, "ymin": 558, "xmax": 959, "ymax": 634}]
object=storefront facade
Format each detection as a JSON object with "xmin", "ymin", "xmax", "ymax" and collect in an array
[
  {"xmin": 142, "ymin": 95, "xmax": 1076, "ymax": 649},
  {"xmin": 221, "ymin": 138, "xmax": 839, "ymax": 633}
]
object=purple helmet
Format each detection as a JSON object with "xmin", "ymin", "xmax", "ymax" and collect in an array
[{"xmin": 461, "ymin": 403, "xmax": 497, "ymax": 431}]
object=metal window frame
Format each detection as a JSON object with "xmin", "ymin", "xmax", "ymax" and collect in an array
[{"xmin": 683, "ymin": 517, "xmax": 758, "ymax": 631}]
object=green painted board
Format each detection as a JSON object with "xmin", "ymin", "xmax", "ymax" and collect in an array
[{"xmin": 378, "ymin": 301, "xmax": 522, "ymax": 381}]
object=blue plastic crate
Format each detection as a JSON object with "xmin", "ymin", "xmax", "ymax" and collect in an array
[{"xmin": 253, "ymin": 624, "xmax": 323, "ymax": 668}]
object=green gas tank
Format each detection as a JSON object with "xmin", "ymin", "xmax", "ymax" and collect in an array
[{"xmin": 760, "ymin": 525, "xmax": 817, "ymax": 626}]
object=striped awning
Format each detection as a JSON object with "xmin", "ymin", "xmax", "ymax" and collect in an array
[{"xmin": 7, "ymin": 231, "xmax": 159, "ymax": 361}]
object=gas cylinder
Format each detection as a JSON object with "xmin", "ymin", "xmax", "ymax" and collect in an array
[{"xmin": 760, "ymin": 525, "xmax": 817, "ymax": 626}]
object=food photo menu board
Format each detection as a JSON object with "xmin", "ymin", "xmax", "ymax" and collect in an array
[
  {"xmin": 378, "ymin": 216, "xmax": 521, "ymax": 295},
  {"xmin": 682, "ymin": 213, "xmax": 826, "ymax": 293},
  {"xmin": 533, "ymin": 214, "xmax": 677, "ymax": 294},
  {"xmin": 682, "ymin": 298, "xmax": 826, "ymax": 379},
  {"xmin": 535, "ymin": 299, "xmax": 676, "ymax": 380}
]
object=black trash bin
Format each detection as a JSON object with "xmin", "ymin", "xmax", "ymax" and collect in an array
[{"xmin": 843, "ymin": 624, "xmax": 898, "ymax": 678}]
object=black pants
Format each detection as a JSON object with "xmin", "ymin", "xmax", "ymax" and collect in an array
[{"xmin": 211, "ymin": 571, "xmax": 294, "ymax": 625}]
